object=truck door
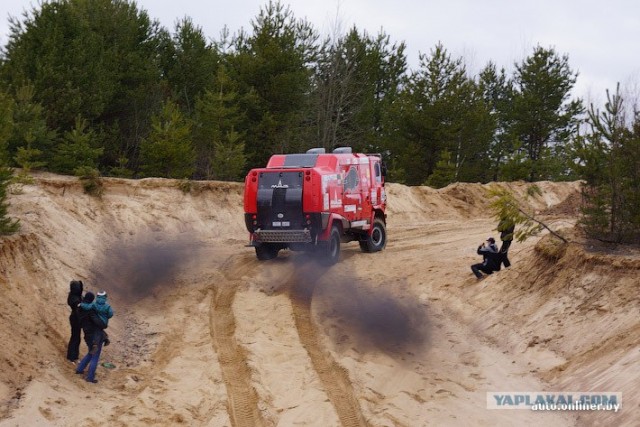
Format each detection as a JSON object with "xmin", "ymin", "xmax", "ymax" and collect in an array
[
  {"xmin": 358, "ymin": 159, "xmax": 372, "ymax": 221},
  {"xmin": 372, "ymin": 160, "xmax": 383, "ymax": 207},
  {"xmin": 342, "ymin": 164, "xmax": 361, "ymax": 221}
]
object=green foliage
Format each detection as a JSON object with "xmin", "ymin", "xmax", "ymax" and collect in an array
[
  {"xmin": 161, "ymin": 17, "xmax": 220, "ymax": 113},
  {"xmin": 8, "ymin": 85, "xmax": 54, "ymax": 170},
  {"xmin": 535, "ymin": 234, "xmax": 567, "ymax": 260},
  {"xmin": 177, "ymin": 179, "xmax": 192, "ymax": 194},
  {"xmin": 14, "ymin": 143, "xmax": 45, "ymax": 173},
  {"xmin": 508, "ymin": 46, "xmax": 583, "ymax": 181},
  {"xmin": 51, "ymin": 116, "xmax": 103, "ymax": 175},
  {"xmin": 192, "ymin": 67, "xmax": 246, "ymax": 179},
  {"xmin": 489, "ymin": 186, "xmax": 541, "ymax": 242},
  {"xmin": 139, "ymin": 100, "xmax": 195, "ymax": 178},
  {"xmin": 312, "ymin": 27, "xmax": 407, "ymax": 153},
  {"xmin": 109, "ymin": 156, "xmax": 134, "ymax": 178},
  {"xmin": 499, "ymin": 148, "xmax": 531, "ymax": 181},
  {"xmin": 0, "ymin": 1, "xmax": 625, "ymax": 188},
  {"xmin": 478, "ymin": 63, "xmax": 514, "ymax": 180},
  {"xmin": 230, "ymin": 0, "xmax": 318, "ymax": 167},
  {"xmin": 426, "ymin": 149, "xmax": 456, "ymax": 188},
  {"xmin": 1, "ymin": 0, "xmax": 166, "ymax": 171},
  {"xmin": 0, "ymin": 90, "xmax": 14, "ymax": 164},
  {"xmin": 390, "ymin": 43, "xmax": 492, "ymax": 185},
  {"xmin": 176, "ymin": 179, "xmax": 204, "ymax": 194},
  {"xmin": 488, "ymin": 186, "xmax": 548, "ymax": 243},
  {"xmin": 75, "ymin": 166, "xmax": 104, "ymax": 197},
  {"xmin": 573, "ymin": 85, "xmax": 640, "ymax": 243},
  {"xmin": 212, "ymin": 130, "xmax": 246, "ymax": 181},
  {"xmin": 527, "ymin": 183, "xmax": 543, "ymax": 197},
  {"xmin": 11, "ymin": 173, "xmax": 34, "ymax": 185},
  {"xmin": 0, "ymin": 165, "xmax": 20, "ymax": 235}
]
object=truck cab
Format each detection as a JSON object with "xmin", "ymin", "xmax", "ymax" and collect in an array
[{"xmin": 244, "ymin": 147, "xmax": 387, "ymax": 264}]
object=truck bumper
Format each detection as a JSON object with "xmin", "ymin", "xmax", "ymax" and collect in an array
[{"xmin": 252, "ymin": 229, "xmax": 312, "ymax": 244}]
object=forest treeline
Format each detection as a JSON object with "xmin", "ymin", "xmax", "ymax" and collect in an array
[{"xmin": 0, "ymin": 0, "xmax": 638, "ymax": 242}]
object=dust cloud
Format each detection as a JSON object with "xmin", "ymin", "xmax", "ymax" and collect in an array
[
  {"xmin": 289, "ymin": 259, "xmax": 429, "ymax": 357},
  {"xmin": 88, "ymin": 234, "xmax": 202, "ymax": 301}
]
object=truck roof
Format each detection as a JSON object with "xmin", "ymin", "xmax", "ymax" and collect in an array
[{"xmin": 265, "ymin": 152, "xmax": 376, "ymax": 169}]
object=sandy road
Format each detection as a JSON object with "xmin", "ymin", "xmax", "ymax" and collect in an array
[
  {"xmin": 0, "ymin": 179, "xmax": 592, "ymax": 426},
  {"xmin": 193, "ymin": 217, "xmax": 577, "ymax": 426}
]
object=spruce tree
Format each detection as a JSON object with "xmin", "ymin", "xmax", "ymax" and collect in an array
[
  {"xmin": 139, "ymin": 100, "xmax": 195, "ymax": 179},
  {"xmin": 51, "ymin": 116, "xmax": 103, "ymax": 175},
  {"xmin": 0, "ymin": 91, "xmax": 19, "ymax": 235},
  {"xmin": 0, "ymin": 166, "xmax": 20, "ymax": 235}
]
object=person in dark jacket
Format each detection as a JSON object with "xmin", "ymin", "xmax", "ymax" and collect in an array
[
  {"xmin": 75, "ymin": 292, "xmax": 107, "ymax": 383},
  {"xmin": 471, "ymin": 237, "xmax": 502, "ymax": 279},
  {"xmin": 66, "ymin": 280, "xmax": 84, "ymax": 362},
  {"xmin": 497, "ymin": 216, "xmax": 515, "ymax": 268}
]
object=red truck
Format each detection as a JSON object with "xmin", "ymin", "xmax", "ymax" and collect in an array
[{"xmin": 244, "ymin": 147, "xmax": 387, "ymax": 264}]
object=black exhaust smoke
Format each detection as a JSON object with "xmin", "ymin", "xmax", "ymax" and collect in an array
[
  {"xmin": 289, "ymin": 259, "xmax": 430, "ymax": 357},
  {"xmin": 89, "ymin": 235, "xmax": 201, "ymax": 301}
]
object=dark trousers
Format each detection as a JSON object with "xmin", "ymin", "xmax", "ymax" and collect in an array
[
  {"xmin": 500, "ymin": 240, "xmax": 512, "ymax": 268},
  {"xmin": 66, "ymin": 314, "xmax": 81, "ymax": 361},
  {"xmin": 76, "ymin": 340, "xmax": 104, "ymax": 382},
  {"xmin": 471, "ymin": 263, "xmax": 494, "ymax": 278}
]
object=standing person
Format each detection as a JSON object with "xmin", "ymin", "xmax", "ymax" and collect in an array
[
  {"xmin": 66, "ymin": 280, "xmax": 84, "ymax": 363},
  {"xmin": 471, "ymin": 237, "xmax": 502, "ymax": 280},
  {"xmin": 75, "ymin": 292, "xmax": 107, "ymax": 384},
  {"xmin": 497, "ymin": 216, "xmax": 515, "ymax": 268},
  {"xmin": 94, "ymin": 291, "xmax": 114, "ymax": 327}
]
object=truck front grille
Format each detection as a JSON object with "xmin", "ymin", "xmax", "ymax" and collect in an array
[{"xmin": 254, "ymin": 229, "xmax": 312, "ymax": 243}]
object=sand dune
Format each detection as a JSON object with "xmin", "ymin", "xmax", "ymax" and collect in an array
[{"xmin": 0, "ymin": 173, "xmax": 636, "ymax": 426}]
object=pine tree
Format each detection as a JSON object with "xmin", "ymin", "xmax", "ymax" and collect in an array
[
  {"xmin": 162, "ymin": 17, "xmax": 221, "ymax": 114},
  {"xmin": 9, "ymin": 85, "xmax": 54, "ymax": 173},
  {"xmin": 1, "ymin": 0, "xmax": 166, "ymax": 171},
  {"xmin": 139, "ymin": 100, "xmax": 195, "ymax": 178},
  {"xmin": 192, "ymin": 67, "xmax": 246, "ymax": 179},
  {"xmin": 312, "ymin": 27, "xmax": 406, "ymax": 153},
  {"xmin": 508, "ymin": 46, "xmax": 583, "ymax": 181},
  {"xmin": 0, "ymin": 166, "xmax": 20, "ymax": 235},
  {"xmin": 229, "ymin": 0, "xmax": 318, "ymax": 167},
  {"xmin": 0, "ymin": 91, "xmax": 19, "ymax": 235},
  {"xmin": 212, "ymin": 130, "xmax": 246, "ymax": 181},
  {"xmin": 51, "ymin": 116, "xmax": 104, "ymax": 175},
  {"xmin": 0, "ymin": 91, "xmax": 14, "ymax": 164},
  {"xmin": 478, "ymin": 62, "xmax": 514, "ymax": 180},
  {"xmin": 573, "ymin": 85, "xmax": 640, "ymax": 243},
  {"xmin": 391, "ymin": 43, "xmax": 491, "ymax": 185},
  {"xmin": 426, "ymin": 149, "xmax": 456, "ymax": 188}
]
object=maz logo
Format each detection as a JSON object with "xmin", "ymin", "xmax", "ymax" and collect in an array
[{"xmin": 271, "ymin": 178, "xmax": 289, "ymax": 188}]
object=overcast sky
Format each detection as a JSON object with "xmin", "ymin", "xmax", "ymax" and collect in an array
[{"xmin": 1, "ymin": 0, "xmax": 639, "ymax": 105}]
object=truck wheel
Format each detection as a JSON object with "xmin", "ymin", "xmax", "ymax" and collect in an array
[
  {"xmin": 362, "ymin": 218, "xmax": 386, "ymax": 252},
  {"xmin": 255, "ymin": 244, "xmax": 279, "ymax": 261},
  {"xmin": 322, "ymin": 225, "xmax": 341, "ymax": 265}
]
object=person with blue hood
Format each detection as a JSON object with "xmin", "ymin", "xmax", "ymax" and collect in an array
[
  {"xmin": 66, "ymin": 280, "xmax": 84, "ymax": 363},
  {"xmin": 93, "ymin": 290, "xmax": 114, "ymax": 327},
  {"xmin": 75, "ymin": 292, "xmax": 107, "ymax": 383}
]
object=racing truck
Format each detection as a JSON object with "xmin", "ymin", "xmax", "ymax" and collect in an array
[{"xmin": 243, "ymin": 147, "xmax": 387, "ymax": 264}]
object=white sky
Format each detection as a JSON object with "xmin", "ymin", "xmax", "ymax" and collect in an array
[{"xmin": 1, "ymin": 0, "xmax": 639, "ymax": 106}]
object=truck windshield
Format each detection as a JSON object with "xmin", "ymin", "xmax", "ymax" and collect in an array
[{"xmin": 282, "ymin": 154, "xmax": 318, "ymax": 168}]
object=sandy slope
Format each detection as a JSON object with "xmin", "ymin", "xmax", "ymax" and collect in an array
[{"xmin": 0, "ymin": 174, "xmax": 636, "ymax": 426}]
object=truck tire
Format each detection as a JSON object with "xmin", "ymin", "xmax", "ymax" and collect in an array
[
  {"xmin": 255, "ymin": 244, "xmax": 279, "ymax": 261},
  {"xmin": 361, "ymin": 218, "xmax": 386, "ymax": 253},
  {"xmin": 322, "ymin": 225, "xmax": 341, "ymax": 265}
]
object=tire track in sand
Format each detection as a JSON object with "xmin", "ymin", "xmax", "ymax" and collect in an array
[
  {"xmin": 210, "ymin": 255, "xmax": 266, "ymax": 427},
  {"xmin": 289, "ymin": 266, "xmax": 370, "ymax": 427}
]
